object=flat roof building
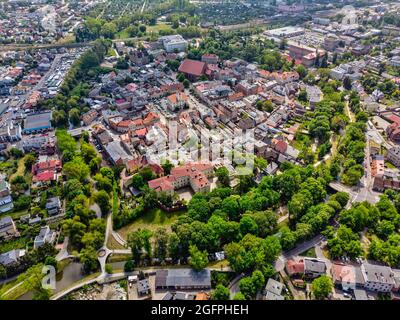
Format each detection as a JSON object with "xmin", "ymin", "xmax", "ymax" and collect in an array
[
  {"xmin": 155, "ymin": 268, "xmax": 211, "ymax": 290},
  {"xmin": 23, "ymin": 111, "xmax": 52, "ymax": 134}
]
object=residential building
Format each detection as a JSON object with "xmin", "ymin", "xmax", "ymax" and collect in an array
[
  {"xmin": 0, "ymin": 249, "xmax": 26, "ymax": 267},
  {"xmin": 361, "ymin": 263, "xmax": 395, "ymax": 293},
  {"xmin": 201, "ymin": 54, "xmax": 219, "ymax": 65},
  {"xmin": 165, "ymin": 92, "xmax": 189, "ymax": 111},
  {"xmin": 104, "ymin": 140, "xmax": 132, "ymax": 166},
  {"xmin": 33, "ymin": 226, "xmax": 56, "ymax": 249},
  {"xmin": 371, "ymin": 155, "xmax": 385, "ymax": 177},
  {"xmin": 32, "ymin": 159, "xmax": 62, "ymax": 176},
  {"xmin": 323, "ymin": 34, "xmax": 340, "ymax": 51},
  {"xmin": 265, "ymin": 278, "xmax": 284, "ymax": 300},
  {"xmin": 386, "ymin": 116, "xmax": 400, "ymax": 143},
  {"xmin": 286, "ymin": 257, "xmax": 305, "ymax": 277},
  {"xmin": 304, "ymin": 258, "xmax": 327, "ymax": 278},
  {"xmin": 45, "ymin": 196, "xmax": 61, "ymax": 216},
  {"xmin": 373, "ymin": 170, "xmax": 400, "ymax": 192},
  {"xmin": 387, "ymin": 146, "xmax": 400, "ymax": 167},
  {"xmin": 0, "ymin": 216, "xmax": 19, "ymax": 241},
  {"xmin": 331, "ymin": 263, "xmax": 360, "ymax": 291},
  {"xmin": 0, "ymin": 179, "xmax": 13, "ymax": 213},
  {"xmin": 305, "ymin": 85, "xmax": 323, "ymax": 108}
]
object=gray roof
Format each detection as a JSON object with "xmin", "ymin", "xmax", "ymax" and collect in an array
[
  {"xmin": 265, "ymin": 278, "xmax": 283, "ymax": 296},
  {"xmin": 354, "ymin": 289, "xmax": 372, "ymax": 300},
  {"xmin": 45, "ymin": 196, "xmax": 60, "ymax": 210},
  {"xmin": 304, "ymin": 258, "xmax": 327, "ymax": 274},
  {"xmin": 105, "ymin": 141, "xmax": 130, "ymax": 163},
  {"xmin": 0, "ymin": 249, "xmax": 25, "ymax": 266},
  {"xmin": 0, "ymin": 216, "xmax": 13, "ymax": 227},
  {"xmin": 155, "ymin": 268, "xmax": 211, "ymax": 289},
  {"xmin": 173, "ymin": 292, "xmax": 196, "ymax": 300},
  {"xmin": 361, "ymin": 263, "xmax": 395, "ymax": 285},
  {"xmin": 266, "ymin": 291, "xmax": 284, "ymax": 300},
  {"xmin": 137, "ymin": 279, "xmax": 150, "ymax": 294},
  {"xmin": 24, "ymin": 112, "xmax": 52, "ymax": 131}
]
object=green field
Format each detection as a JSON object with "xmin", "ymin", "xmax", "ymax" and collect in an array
[
  {"xmin": 146, "ymin": 23, "xmax": 173, "ymax": 34},
  {"xmin": 299, "ymin": 247, "xmax": 317, "ymax": 258},
  {"xmin": 117, "ymin": 207, "xmax": 186, "ymax": 239}
]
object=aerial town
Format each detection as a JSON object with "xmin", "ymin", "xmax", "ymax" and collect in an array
[{"xmin": 1, "ymin": 0, "xmax": 400, "ymax": 304}]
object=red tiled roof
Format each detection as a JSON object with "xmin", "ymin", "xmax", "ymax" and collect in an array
[
  {"xmin": 389, "ymin": 114, "xmax": 400, "ymax": 124},
  {"xmin": 167, "ymin": 92, "xmax": 188, "ymax": 105},
  {"xmin": 274, "ymin": 140, "xmax": 288, "ymax": 154},
  {"xmin": 286, "ymin": 259, "xmax": 305, "ymax": 275},
  {"xmin": 33, "ymin": 170, "xmax": 56, "ymax": 182},
  {"xmin": 32, "ymin": 160, "xmax": 61, "ymax": 174},
  {"xmin": 178, "ymin": 59, "xmax": 206, "ymax": 77}
]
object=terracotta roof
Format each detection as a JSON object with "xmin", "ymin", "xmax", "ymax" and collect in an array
[
  {"xmin": 33, "ymin": 170, "xmax": 56, "ymax": 182},
  {"xmin": 286, "ymin": 259, "xmax": 305, "ymax": 275},
  {"xmin": 167, "ymin": 92, "xmax": 188, "ymax": 105},
  {"xmin": 178, "ymin": 59, "xmax": 206, "ymax": 77},
  {"xmin": 274, "ymin": 140, "xmax": 288, "ymax": 154},
  {"xmin": 32, "ymin": 160, "xmax": 61, "ymax": 174},
  {"xmin": 331, "ymin": 264, "xmax": 356, "ymax": 284}
]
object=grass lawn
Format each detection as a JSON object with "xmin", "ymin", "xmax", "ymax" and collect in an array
[
  {"xmin": 9, "ymin": 157, "xmax": 25, "ymax": 181},
  {"xmin": 146, "ymin": 23, "xmax": 173, "ymax": 34},
  {"xmin": 116, "ymin": 29, "xmax": 130, "ymax": 39},
  {"xmin": 117, "ymin": 207, "xmax": 187, "ymax": 239},
  {"xmin": 276, "ymin": 219, "xmax": 289, "ymax": 231},
  {"xmin": 386, "ymin": 161, "xmax": 396, "ymax": 169},
  {"xmin": 107, "ymin": 47, "xmax": 117, "ymax": 57},
  {"xmin": 56, "ymin": 34, "xmax": 76, "ymax": 44},
  {"xmin": 107, "ymin": 253, "xmax": 131, "ymax": 263},
  {"xmin": 0, "ymin": 160, "xmax": 17, "ymax": 175},
  {"xmin": 0, "ymin": 209, "xmax": 28, "ymax": 220},
  {"xmin": 299, "ymin": 247, "xmax": 317, "ymax": 258},
  {"xmin": 106, "ymin": 235, "xmax": 125, "ymax": 250},
  {"xmin": 0, "ymin": 278, "xmax": 29, "ymax": 300},
  {"xmin": 0, "ymin": 237, "xmax": 28, "ymax": 254},
  {"xmin": 208, "ymin": 259, "xmax": 229, "ymax": 269}
]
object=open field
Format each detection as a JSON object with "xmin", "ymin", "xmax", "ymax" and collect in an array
[{"xmin": 117, "ymin": 208, "xmax": 187, "ymax": 239}]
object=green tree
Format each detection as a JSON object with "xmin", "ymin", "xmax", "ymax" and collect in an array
[
  {"xmin": 101, "ymin": 22, "xmax": 117, "ymax": 39},
  {"xmin": 211, "ymin": 284, "xmax": 230, "ymax": 300},
  {"xmin": 239, "ymin": 215, "xmax": 258, "ymax": 236},
  {"xmin": 233, "ymin": 292, "xmax": 246, "ymax": 300},
  {"xmin": 183, "ymin": 79, "xmax": 190, "ymax": 88},
  {"xmin": 154, "ymin": 228, "xmax": 168, "ymax": 261},
  {"xmin": 63, "ymin": 157, "xmax": 90, "ymax": 182},
  {"xmin": 80, "ymin": 246, "xmax": 99, "ymax": 272},
  {"xmin": 24, "ymin": 154, "xmax": 37, "ymax": 171},
  {"xmin": 68, "ymin": 108, "xmax": 81, "ymax": 126},
  {"xmin": 312, "ymin": 275, "xmax": 333, "ymax": 300},
  {"xmin": 216, "ymin": 166, "xmax": 230, "ymax": 187},
  {"xmin": 161, "ymin": 160, "xmax": 174, "ymax": 175},
  {"xmin": 239, "ymin": 277, "xmax": 256, "ymax": 299},
  {"xmin": 10, "ymin": 148, "xmax": 23, "ymax": 158},
  {"xmin": 189, "ymin": 244, "xmax": 209, "ymax": 271},
  {"xmin": 21, "ymin": 264, "xmax": 51, "ymax": 300},
  {"xmin": 80, "ymin": 143, "xmax": 97, "ymax": 164},
  {"xmin": 94, "ymin": 190, "xmax": 111, "ymax": 215},
  {"xmin": 124, "ymin": 260, "xmax": 135, "ymax": 272}
]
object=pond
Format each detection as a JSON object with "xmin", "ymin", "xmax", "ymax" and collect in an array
[{"xmin": 17, "ymin": 261, "xmax": 86, "ymax": 300}]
